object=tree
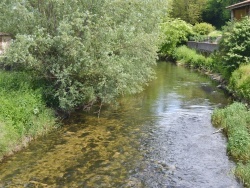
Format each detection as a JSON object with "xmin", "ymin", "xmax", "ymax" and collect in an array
[
  {"xmin": 202, "ymin": 0, "xmax": 244, "ymax": 28},
  {"xmin": 170, "ymin": 0, "xmax": 207, "ymax": 24},
  {"xmin": 0, "ymin": 0, "xmax": 169, "ymax": 113}
]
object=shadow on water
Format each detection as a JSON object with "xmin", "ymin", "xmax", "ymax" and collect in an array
[{"xmin": 0, "ymin": 62, "xmax": 242, "ymax": 187}]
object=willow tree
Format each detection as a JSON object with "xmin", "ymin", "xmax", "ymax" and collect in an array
[{"xmin": 0, "ymin": 0, "xmax": 169, "ymax": 112}]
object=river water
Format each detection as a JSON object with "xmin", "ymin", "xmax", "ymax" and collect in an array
[{"xmin": 0, "ymin": 62, "xmax": 242, "ymax": 188}]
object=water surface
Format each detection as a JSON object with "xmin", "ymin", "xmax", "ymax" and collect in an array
[{"xmin": 0, "ymin": 62, "xmax": 241, "ymax": 187}]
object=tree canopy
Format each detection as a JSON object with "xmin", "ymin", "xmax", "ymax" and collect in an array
[
  {"xmin": 202, "ymin": 0, "xmax": 244, "ymax": 28},
  {"xmin": 170, "ymin": 0, "xmax": 207, "ymax": 24},
  {"xmin": 0, "ymin": 0, "xmax": 169, "ymax": 112}
]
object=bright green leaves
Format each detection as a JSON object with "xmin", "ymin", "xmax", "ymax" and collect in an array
[{"xmin": 159, "ymin": 18, "xmax": 193, "ymax": 56}]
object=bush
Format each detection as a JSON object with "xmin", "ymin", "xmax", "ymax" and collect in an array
[
  {"xmin": 217, "ymin": 18, "xmax": 250, "ymax": 78},
  {"xmin": 229, "ymin": 64, "xmax": 250, "ymax": 100},
  {"xmin": 0, "ymin": 71, "xmax": 57, "ymax": 158},
  {"xmin": 159, "ymin": 18, "xmax": 193, "ymax": 56},
  {"xmin": 173, "ymin": 46, "xmax": 214, "ymax": 71},
  {"xmin": 208, "ymin": 30, "xmax": 222, "ymax": 38},
  {"xmin": 193, "ymin": 22, "xmax": 215, "ymax": 35}
]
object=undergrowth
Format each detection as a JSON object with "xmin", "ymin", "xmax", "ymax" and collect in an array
[
  {"xmin": 173, "ymin": 45, "xmax": 215, "ymax": 71},
  {"xmin": 0, "ymin": 71, "xmax": 57, "ymax": 160}
]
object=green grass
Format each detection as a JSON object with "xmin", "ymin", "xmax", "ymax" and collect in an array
[
  {"xmin": 0, "ymin": 71, "xmax": 57, "ymax": 160},
  {"xmin": 212, "ymin": 102, "xmax": 250, "ymax": 187},
  {"xmin": 173, "ymin": 45, "xmax": 214, "ymax": 71}
]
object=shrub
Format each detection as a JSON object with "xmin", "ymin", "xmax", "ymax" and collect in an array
[
  {"xmin": 193, "ymin": 22, "xmax": 215, "ymax": 35},
  {"xmin": 173, "ymin": 46, "xmax": 214, "ymax": 71},
  {"xmin": 229, "ymin": 64, "xmax": 250, "ymax": 100},
  {"xmin": 159, "ymin": 18, "xmax": 193, "ymax": 56},
  {"xmin": 217, "ymin": 18, "xmax": 250, "ymax": 78},
  {"xmin": 0, "ymin": 71, "xmax": 57, "ymax": 158}
]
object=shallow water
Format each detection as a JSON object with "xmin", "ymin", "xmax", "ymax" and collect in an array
[{"xmin": 0, "ymin": 62, "xmax": 242, "ymax": 187}]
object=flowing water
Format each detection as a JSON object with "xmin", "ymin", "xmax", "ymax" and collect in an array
[{"xmin": 0, "ymin": 62, "xmax": 242, "ymax": 188}]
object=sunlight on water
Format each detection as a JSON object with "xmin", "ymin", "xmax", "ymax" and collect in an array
[{"xmin": 0, "ymin": 62, "xmax": 241, "ymax": 187}]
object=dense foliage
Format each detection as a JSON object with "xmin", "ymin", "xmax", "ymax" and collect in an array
[
  {"xmin": 193, "ymin": 22, "xmax": 215, "ymax": 35},
  {"xmin": 0, "ymin": 71, "xmax": 56, "ymax": 158},
  {"xmin": 159, "ymin": 18, "xmax": 193, "ymax": 56},
  {"xmin": 173, "ymin": 45, "xmax": 214, "ymax": 71},
  {"xmin": 0, "ymin": 0, "xmax": 168, "ymax": 112},
  {"xmin": 202, "ymin": 0, "xmax": 244, "ymax": 28},
  {"xmin": 170, "ymin": 0, "xmax": 207, "ymax": 24},
  {"xmin": 229, "ymin": 64, "xmax": 250, "ymax": 101},
  {"xmin": 217, "ymin": 18, "xmax": 250, "ymax": 79}
]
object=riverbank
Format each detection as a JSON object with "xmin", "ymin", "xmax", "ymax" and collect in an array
[
  {"xmin": 0, "ymin": 62, "xmax": 240, "ymax": 187},
  {"xmin": 173, "ymin": 45, "xmax": 250, "ymax": 187},
  {"xmin": 0, "ymin": 71, "xmax": 58, "ymax": 162}
]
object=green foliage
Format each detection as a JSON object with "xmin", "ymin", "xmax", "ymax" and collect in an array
[
  {"xmin": 173, "ymin": 45, "xmax": 214, "ymax": 71},
  {"xmin": 217, "ymin": 18, "xmax": 250, "ymax": 79},
  {"xmin": 212, "ymin": 102, "xmax": 250, "ymax": 185},
  {"xmin": 229, "ymin": 64, "xmax": 250, "ymax": 100},
  {"xmin": 202, "ymin": 0, "xmax": 243, "ymax": 28},
  {"xmin": 170, "ymin": 0, "xmax": 207, "ymax": 24},
  {"xmin": 159, "ymin": 19, "xmax": 193, "ymax": 56},
  {"xmin": 193, "ymin": 22, "xmax": 215, "ymax": 35},
  {"xmin": 0, "ymin": 0, "xmax": 169, "ymax": 112},
  {"xmin": 208, "ymin": 30, "xmax": 222, "ymax": 38},
  {"xmin": 0, "ymin": 71, "xmax": 56, "ymax": 157}
]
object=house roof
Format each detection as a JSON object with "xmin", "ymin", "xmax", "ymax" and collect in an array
[
  {"xmin": 226, "ymin": 0, "xmax": 250, "ymax": 10},
  {"xmin": 0, "ymin": 32, "xmax": 10, "ymax": 36}
]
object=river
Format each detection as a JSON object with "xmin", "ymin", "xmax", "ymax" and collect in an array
[{"xmin": 0, "ymin": 62, "xmax": 242, "ymax": 187}]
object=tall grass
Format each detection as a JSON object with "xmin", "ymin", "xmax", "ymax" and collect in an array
[
  {"xmin": 173, "ymin": 45, "xmax": 214, "ymax": 71},
  {"xmin": 0, "ymin": 71, "xmax": 57, "ymax": 159},
  {"xmin": 212, "ymin": 102, "xmax": 250, "ymax": 187}
]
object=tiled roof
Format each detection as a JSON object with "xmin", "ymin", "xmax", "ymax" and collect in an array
[{"xmin": 226, "ymin": 0, "xmax": 250, "ymax": 10}]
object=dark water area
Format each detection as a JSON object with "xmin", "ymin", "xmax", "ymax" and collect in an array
[{"xmin": 0, "ymin": 62, "xmax": 242, "ymax": 187}]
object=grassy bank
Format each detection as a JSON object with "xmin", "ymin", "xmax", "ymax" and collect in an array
[
  {"xmin": 173, "ymin": 45, "xmax": 250, "ymax": 187},
  {"xmin": 0, "ymin": 71, "xmax": 57, "ymax": 161},
  {"xmin": 173, "ymin": 45, "xmax": 215, "ymax": 71},
  {"xmin": 212, "ymin": 103, "xmax": 250, "ymax": 187}
]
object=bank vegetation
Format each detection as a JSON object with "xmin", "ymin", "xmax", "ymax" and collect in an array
[
  {"xmin": 0, "ymin": 0, "xmax": 168, "ymax": 161},
  {"xmin": 159, "ymin": 16, "xmax": 250, "ymax": 187}
]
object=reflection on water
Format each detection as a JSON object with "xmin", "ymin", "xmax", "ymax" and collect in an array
[{"xmin": 0, "ymin": 62, "xmax": 241, "ymax": 187}]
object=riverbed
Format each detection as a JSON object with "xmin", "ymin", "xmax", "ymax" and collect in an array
[{"xmin": 0, "ymin": 62, "xmax": 242, "ymax": 187}]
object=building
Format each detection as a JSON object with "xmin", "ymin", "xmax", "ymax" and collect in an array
[
  {"xmin": 0, "ymin": 33, "xmax": 11, "ymax": 55},
  {"xmin": 226, "ymin": 0, "xmax": 250, "ymax": 20}
]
